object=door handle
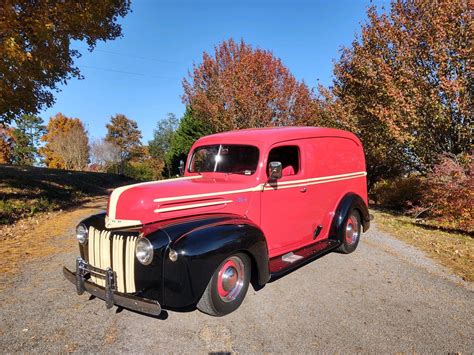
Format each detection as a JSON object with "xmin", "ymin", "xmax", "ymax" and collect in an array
[{"xmin": 300, "ymin": 187, "xmax": 307, "ymax": 193}]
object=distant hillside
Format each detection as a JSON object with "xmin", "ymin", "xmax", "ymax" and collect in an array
[{"xmin": 0, "ymin": 165, "xmax": 137, "ymax": 225}]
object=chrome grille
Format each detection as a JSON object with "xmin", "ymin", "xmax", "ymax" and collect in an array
[{"xmin": 87, "ymin": 226, "xmax": 138, "ymax": 293}]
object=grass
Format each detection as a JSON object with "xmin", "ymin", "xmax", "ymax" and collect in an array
[
  {"xmin": 372, "ymin": 209, "xmax": 474, "ymax": 282},
  {"xmin": 0, "ymin": 165, "xmax": 136, "ymax": 225}
]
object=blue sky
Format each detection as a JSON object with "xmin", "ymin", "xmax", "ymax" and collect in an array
[{"xmin": 41, "ymin": 0, "xmax": 388, "ymax": 143}]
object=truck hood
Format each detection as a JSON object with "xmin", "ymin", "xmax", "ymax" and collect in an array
[{"xmin": 105, "ymin": 175, "xmax": 260, "ymax": 229}]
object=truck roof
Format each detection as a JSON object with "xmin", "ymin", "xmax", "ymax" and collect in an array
[{"xmin": 198, "ymin": 126, "xmax": 360, "ymax": 145}]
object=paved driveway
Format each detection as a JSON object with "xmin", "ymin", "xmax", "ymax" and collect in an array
[{"xmin": 1, "ymin": 218, "xmax": 472, "ymax": 353}]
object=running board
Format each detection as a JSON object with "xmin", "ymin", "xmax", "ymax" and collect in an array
[
  {"xmin": 281, "ymin": 252, "xmax": 304, "ymax": 263},
  {"xmin": 269, "ymin": 239, "xmax": 341, "ymax": 280}
]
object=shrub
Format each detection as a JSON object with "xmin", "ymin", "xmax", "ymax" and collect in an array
[
  {"xmin": 371, "ymin": 175, "xmax": 425, "ymax": 211},
  {"xmin": 418, "ymin": 153, "xmax": 473, "ymax": 232},
  {"xmin": 123, "ymin": 160, "xmax": 157, "ymax": 181}
]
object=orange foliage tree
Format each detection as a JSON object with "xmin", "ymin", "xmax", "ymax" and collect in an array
[
  {"xmin": 40, "ymin": 113, "xmax": 89, "ymax": 169},
  {"xmin": 318, "ymin": 0, "xmax": 472, "ymax": 184},
  {"xmin": 105, "ymin": 114, "xmax": 142, "ymax": 174},
  {"xmin": 0, "ymin": 0, "xmax": 131, "ymax": 125},
  {"xmin": 0, "ymin": 126, "xmax": 13, "ymax": 164},
  {"xmin": 182, "ymin": 39, "xmax": 315, "ymax": 132}
]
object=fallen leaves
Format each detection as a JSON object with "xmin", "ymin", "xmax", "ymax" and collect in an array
[{"xmin": 0, "ymin": 197, "xmax": 107, "ymax": 291}]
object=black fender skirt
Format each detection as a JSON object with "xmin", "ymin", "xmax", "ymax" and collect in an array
[
  {"xmin": 329, "ymin": 193, "xmax": 370, "ymax": 242},
  {"xmin": 156, "ymin": 214, "xmax": 270, "ymax": 309}
]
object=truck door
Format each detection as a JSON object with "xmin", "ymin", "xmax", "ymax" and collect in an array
[{"xmin": 260, "ymin": 144, "xmax": 312, "ymax": 257}]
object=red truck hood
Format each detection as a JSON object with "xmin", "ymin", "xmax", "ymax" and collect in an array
[{"xmin": 105, "ymin": 175, "xmax": 260, "ymax": 229}]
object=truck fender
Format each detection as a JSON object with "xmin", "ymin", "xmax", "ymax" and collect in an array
[
  {"xmin": 161, "ymin": 216, "xmax": 270, "ymax": 308},
  {"xmin": 329, "ymin": 193, "xmax": 370, "ymax": 242}
]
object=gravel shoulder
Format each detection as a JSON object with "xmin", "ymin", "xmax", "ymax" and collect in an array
[{"xmin": 0, "ymin": 205, "xmax": 472, "ymax": 353}]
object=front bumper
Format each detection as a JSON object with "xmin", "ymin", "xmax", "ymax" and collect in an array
[{"xmin": 63, "ymin": 257, "xmax": 161, "ymax": 316}]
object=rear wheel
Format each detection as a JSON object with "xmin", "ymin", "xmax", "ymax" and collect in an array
[
  {"xmin": 197, "ymin": 253, "xmax": 251, "ymax": 317},
  {"xmin": 336, "ymin": 209, "xmax": 361, "ymax": 254}
]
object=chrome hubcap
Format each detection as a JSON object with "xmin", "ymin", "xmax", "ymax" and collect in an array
[
  {"xmin": 217, "ymin": 256, "xmax": 245, "ymax": 302},
  {"xmin": 345, "ymin": 215, "xmax": 360, "ymax": 245},
  {"xmin": 222, "ymin": 267, "xmax": 238, "ymax": 292}
]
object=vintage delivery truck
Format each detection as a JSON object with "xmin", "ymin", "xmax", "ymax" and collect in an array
[{"xmin": 63, "ymin": 127, "xmax": 370, "ymax": 316}]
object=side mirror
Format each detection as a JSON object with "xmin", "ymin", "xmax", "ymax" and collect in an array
[
  {"xmin": 178, "ymin": 160, "xmax": 185, "ymax": 176},
  {"xmin": 268, "ymin": 161, "xmax": 282, "ymax": 180}
]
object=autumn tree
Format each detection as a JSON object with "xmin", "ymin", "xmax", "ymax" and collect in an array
[
  {"xmin": 10, "ymin": 115, "xmax": 46, "ymax": 165},
  {"xmin": 313, "ymin": 86, "xmax": 408, "ymax": 187},
  {"xmin": 182, "ymin": 38, "xmax": 315, "ymax": 132},
  {"xmin": 106, "ymin": 114, "xmax": 142, "ymax": 174},
  {"xmin": 49, "ymin": 124, "xmax": 90, "ymax": 170},
  {"xmin": 319, "ymin": 0, "xmax": 472, "ymax": 183},
  {"xmin": 40, "ymin": 113, "xmax": 89, "ymax": 169},
  {"xmin": 0, "ymin": 0, "xmax": 131, "ymax": 125},
  {"xmin": 0, "ymin": 126, "xmax": 13, "ymax": 164}
]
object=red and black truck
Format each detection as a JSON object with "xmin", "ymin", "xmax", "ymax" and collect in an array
[{"xmin": 64, "ymin": 126, "xmax": 370, "ymax": 316}]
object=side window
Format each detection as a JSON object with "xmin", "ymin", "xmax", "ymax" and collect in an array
[{"xmin": 267, "ymin": 145, "xmax": 300, "ymax": 177}]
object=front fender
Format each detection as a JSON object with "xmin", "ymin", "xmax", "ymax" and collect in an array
[{"xmin": 160, "ymin": 215, "xmax": 269, "ymax": 308}]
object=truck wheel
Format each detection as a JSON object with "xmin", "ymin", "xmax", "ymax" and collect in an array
[
  {"xmin": 336, "ymin": 209, "xmax": 361, "ymax": 254},
  {"xmin": 197, "ymin": 253, "xmax": 251, "ymax": 317}
]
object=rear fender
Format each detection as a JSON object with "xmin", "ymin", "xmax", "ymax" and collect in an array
[{"xmin": 329, "ymin": 193, "xmax": 370, "ymax": 242}]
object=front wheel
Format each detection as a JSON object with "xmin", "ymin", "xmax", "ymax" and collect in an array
[
  {"xmin": 335, "ymin": 209, "xmax": 361, "ymax": 254},
  {"xmin": 197, "ymin": 253, "xmax": 251, "ymax": 317}
]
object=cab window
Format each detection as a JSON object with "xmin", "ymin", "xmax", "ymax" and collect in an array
[
  {"xmin": 267, "ymin": 145, "xmax": 300, "ymax": 177},
  {"xmin": 189, "ymin": 144, "xmax": 259, "ymax": 175}
]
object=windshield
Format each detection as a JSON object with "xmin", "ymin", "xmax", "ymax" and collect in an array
[{"xmin": 189, "ymin": 144, "xmax": 259, "ymax": 175}]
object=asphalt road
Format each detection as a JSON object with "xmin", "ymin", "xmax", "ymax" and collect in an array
[{"xmin": 1, "ymin": 219, "xmax": 472, "ymax": 353}]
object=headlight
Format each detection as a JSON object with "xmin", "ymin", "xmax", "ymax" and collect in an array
[
  {"xmin": 135, "ymin": 238, "xmax": 153, "ymax": 265},
  {"xmin": 76, "ymin": 224, "xmax": 88, "ymax": 244}
]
